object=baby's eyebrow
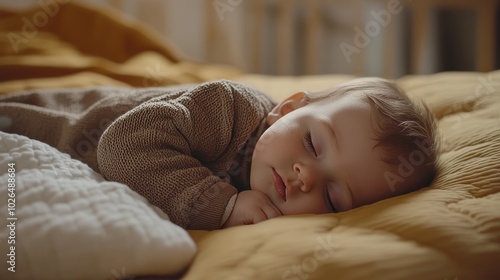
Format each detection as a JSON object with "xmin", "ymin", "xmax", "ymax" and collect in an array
[{"xmin": 319, "ymin": 119, "xmax": 339, "ymax": 151}]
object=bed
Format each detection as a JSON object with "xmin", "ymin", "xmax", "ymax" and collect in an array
[{"xmin": 0, "ymin": 3, "xmax": 499, "ymax": 280}]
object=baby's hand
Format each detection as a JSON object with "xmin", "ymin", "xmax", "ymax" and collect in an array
[{"xmin": 223, "ymin": 190, "xmax": 282, "ymax": 228}]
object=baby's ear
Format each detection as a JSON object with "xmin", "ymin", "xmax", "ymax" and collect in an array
[{"xmin": 266, "ymin": 92, "xmax": 310, "ymax": 125}]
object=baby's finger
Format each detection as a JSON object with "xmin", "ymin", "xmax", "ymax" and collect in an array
[
  {"xmin": 268, "ymin": 200, "xmax": 283, "ymax": 216},
  {"xmin": 261, "ymin": 202, "xmax": 282, "ymax": 220},
  {"xmin": 252, "ymin": 210, "xmax": 268, "ymax": 224}
]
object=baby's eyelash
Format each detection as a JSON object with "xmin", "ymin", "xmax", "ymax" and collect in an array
[
  {"xmin": 324, "ymin": 186, "xmax": 336, "ymax": 213},
  {"xmin": 303, "ymin": 131, "xmax": 317, "ymax": 157}
]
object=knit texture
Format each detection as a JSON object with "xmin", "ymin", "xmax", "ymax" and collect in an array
[
  {"xmin": 0, "ymin": 80, "xmax": 275, "ymax": 230},
  {"xmin": 97, "ymin": 80, "xmax": 275, "ymax": 230},
  {"xmin": 0, "ymin": 85, "xmax": 191, "ymax": 171}
]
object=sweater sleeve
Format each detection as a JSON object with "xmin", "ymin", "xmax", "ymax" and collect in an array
[{"xmin": 96, "ymin": 80, "xmax": 273, "ymax": 230}]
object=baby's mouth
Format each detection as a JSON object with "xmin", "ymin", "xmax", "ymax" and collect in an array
[{"xmin": 272, "ymin": 168, "xmax": 287, "ymax": 201}]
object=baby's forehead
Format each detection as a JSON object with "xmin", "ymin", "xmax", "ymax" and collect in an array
[
  {"xmin": 307, "ymin": 95, "xmax": 379, "ymax": 143},
  {"xmin": 309, "ymin": 93, "xmax": 372, "ymax": 116}
]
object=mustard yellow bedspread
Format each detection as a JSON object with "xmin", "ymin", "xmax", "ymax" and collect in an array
[
  {"xmin": 1, "ymin": 3, "xmax": 499, "ymax": 280},
  {"xmin": 0, "ymin": 2, "xmax": 239, "ymax": 94},
  {"xmin": 215, "ymin": 71, "xmax": 500, "ymax": 280}
]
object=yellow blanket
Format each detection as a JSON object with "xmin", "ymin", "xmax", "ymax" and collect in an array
[
  {"xmin": 227, "ymin": 71, "xmax": 500, "ymax": 280},
  {"xmin": 0, "ymin": 2, "xmax": 240, "ymax": 94},
  {"xmin": 1, "ymin": 3, "xmax": 499, "ymax": 280}
]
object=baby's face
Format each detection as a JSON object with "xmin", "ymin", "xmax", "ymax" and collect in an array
[{"xmin": 250, "ymin": 93, "xmax": 395, "ymax": 215}]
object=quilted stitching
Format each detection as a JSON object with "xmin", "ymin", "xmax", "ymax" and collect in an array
[{"xmin": 0, "ymin": 132, "xmax": 196, "ymax": 280}]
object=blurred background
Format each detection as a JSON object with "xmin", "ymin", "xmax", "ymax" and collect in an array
[{"xmin": 1, "ymin": 0, "xmax": 498, "ymax": 79}]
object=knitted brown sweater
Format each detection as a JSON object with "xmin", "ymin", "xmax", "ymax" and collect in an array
[
  {"xmin": 0, "ymin": 80, "xmax": 275, "ymax": 230},
  {"xmin": 97, "ymin": 80, "xmax": 275, "ymax": 230}
]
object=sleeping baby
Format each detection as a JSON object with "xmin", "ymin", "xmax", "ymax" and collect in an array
[{"xmin": 97, "ymin": 78, "xmax": 439, "ymax": 230}]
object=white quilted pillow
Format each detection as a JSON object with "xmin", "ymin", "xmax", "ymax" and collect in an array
[{"xmin": 0, "ymin": 131, "xmax": 196, "ymax": 280}]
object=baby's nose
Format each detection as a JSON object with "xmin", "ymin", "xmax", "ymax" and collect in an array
[{"xmin": 293, "ymin": 163, "xmax": 315, "ymax": 193}]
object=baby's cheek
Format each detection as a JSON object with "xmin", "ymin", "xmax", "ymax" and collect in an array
[
  {"xmin": 257, "ymin": 121, "xmax": 292, "ymax": 151},
  {"xmin": 255, "ymin": 131, "xmax": 274, "ymax": 152}
]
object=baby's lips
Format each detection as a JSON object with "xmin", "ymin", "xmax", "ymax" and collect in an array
[{"xmin": 272, "ymin": 168, "xmax": 287, "ymax": 201}]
